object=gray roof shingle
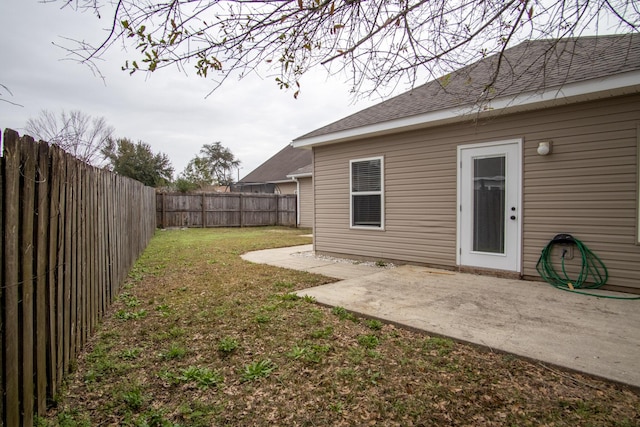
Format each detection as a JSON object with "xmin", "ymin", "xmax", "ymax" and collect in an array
[
  {"xmin": 240, "ymin": 144, "xmax": 312, "ymax": 183},
  {"xmin": 295, "ymin": 34, "xmax": 640, "ymax": 141}
]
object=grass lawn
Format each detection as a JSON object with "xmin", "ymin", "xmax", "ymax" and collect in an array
[{"xmin": 43, "ymin": 227, "xmax": 639, "ymax": 426}]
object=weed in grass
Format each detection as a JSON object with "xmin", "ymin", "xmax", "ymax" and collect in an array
[
  {"xmin": 119, "ymin": 293, "xmax": 141, "ymax": 307},
  {"xmin": 127, "ymin": 267, "xmax": 144, "ymax": 283},
  {"xmin": 178, "ymin": 366, "xmax": 223, "ymax": 389},
  {"xmin": 178, "ymin": 401, "xmax": 219, "ymax": 427},
  {"xmin": 119, "ymin": 348, "xmax": 142, "ymax": 360},
  {"xmin": 155, "ymin": 304, "xmax": 171, "ymax": 316},
  {"xmin": 218, "ymin": 337, "xmax": 239, "ymax": 354},
  {"xmin": 115, "ymin": 309, "xmax": 148, "ymax": 320},
  {"xmin": 302, "ymin": 294, "xmax": 316, "ymax": 303},
  {"xmin": 255, "ymin": 314, "xmax": 271, "ymax": 324},
  {"xmin": 273, "ymin": 280, "xmax": 295, "ymax": 290},
  {"xmin": 301, "ymin": 308, "xmax": 324, "ymax": 326},
  {"xmin": 261, "ymin": 303, "xmax": 279, "ymax": 312},
  {"xmin": 162, "ymin": 343, "xmax": 187, "ymax": 360},
  {"xmin": 121, "ymin": 386, "xmax": 144, "ymax": 410},
  {"xmin": 337, "ymin": 367, "xmax": 357, "ymax": 380},
  {"xmin": 287, "ymin": 343, "xmax": 330, "ymax": 364},
  {"xmin": 309, "ymin": 326, "xmax": 333, "ymax": 339},
  {"xmin": 137, "ymin": 409, "xmax": 177, "ymax": 427},
  {"xmin": 329, "ymin": 402, "xmax": 344, "ymax": 414},
  {"xmin": 280, "ymin": 293, "xmax": 300, "ymax": 301},
  {"xmin": 287, "ymin": 345, "xmax": 307, "ymax": 360},
  {"xmin": 375, "ymin": 260, "xmax": 387, "ymax": 267},
  {"xmin": 365, "ymin": 350, "xmax": 383, "ymax": 360},
  {"xmin": 56, "ymin": 410, "xmax": 91, "ymax": 427},
  {"xmin": 366, "ymin": 319, "xmax": 383, "ymax": 330},
  {"xmin": 164, "ymin": 327, "xmax": 183, "ymax": 339},
  {"xmin": 423, "ymin": 336, "xmax": 455, "ymax": 356},
  {"xmin": 84, "ymin": 344, "xmax": 125, "ymax": 383},
  {"xmin": 157, "ymin": 368, "xmax": 180, "ymax": 386},
  {"xmin": 347, "ymin": 347, "xmax": 366, "ymax": 365},
  {"xmin": 367, "ymin": 369, "xmax": 382, "ymax": 385},
  {"xmin": 241, "ymin": 359, "xmax": 276, "ymax": 382},
  {"xmin": 332, "ymin": 306, "xmax": 358, "ymax": 322},
  {"xmin": 358, "ymin": 334, "xmax": 380, "ymax": 349}
]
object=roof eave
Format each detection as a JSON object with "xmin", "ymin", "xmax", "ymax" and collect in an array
[
  {"xmin": 286, "ymin": 172, "xmax": 313, "ymax": 179},
  {"xmin": 292, "ymin": 70, "xmax": 640, "ymax": 148}
]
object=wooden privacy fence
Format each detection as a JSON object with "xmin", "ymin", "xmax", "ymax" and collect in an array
[
  {"xmin": 0, "ymin": 129, "xmax": 156, "ymax": 426},
  {"xmin": 157, "ymin": 192, "xmax": 297, "ymax": 228}
]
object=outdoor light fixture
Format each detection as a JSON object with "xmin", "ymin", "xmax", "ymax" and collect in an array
[{"xmin": 537, "ymin": 141, "xmax": 552, "ymax": 156}]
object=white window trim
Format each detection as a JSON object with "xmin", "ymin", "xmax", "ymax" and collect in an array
[{"xmin": 349, "ymin": 156, "xmax": 385, "ymax": 230}]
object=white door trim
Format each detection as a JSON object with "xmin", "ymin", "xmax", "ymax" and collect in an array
[{"xmin": 456, "ymin": 139, "xmax": 523, "ymax": 272}]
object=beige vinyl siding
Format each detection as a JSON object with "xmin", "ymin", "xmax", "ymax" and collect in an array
[
  {"xmin": 313, "ymin": 93, "xmax": 640, "ymax": 292},
  {"xmin": 276, "ymin": 181, "xmax": 297, "ymax": 194},
  {"xmin": 298, "ymin": 176, "xmax": 313, "ymax": 228}
]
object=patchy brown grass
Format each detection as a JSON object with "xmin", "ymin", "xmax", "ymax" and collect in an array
[{"xmin": 43, "ymin": 227, "xmax": 639, "ymax": 426}]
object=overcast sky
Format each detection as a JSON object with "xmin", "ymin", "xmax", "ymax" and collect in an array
[{"xmin": 0, "ymin": 0, "xmax": 378, "ymax": 180}]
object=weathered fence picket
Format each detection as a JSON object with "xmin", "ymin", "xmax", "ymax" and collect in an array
[
  {"xmin": 156, "ymin": 192, "xmax": 297, "ymax": 228},
  {"xmin": 0, "ymin": 129, "xmax": 156, "ymax": 426}
]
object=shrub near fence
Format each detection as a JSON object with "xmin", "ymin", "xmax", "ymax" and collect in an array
[
  {"xmin": 157, "ymin": 192, "xmax": 297, "ymax": 228},
  {"xmin": 0, "ymin": 129, "xmax": 156, "ymax": 426}
]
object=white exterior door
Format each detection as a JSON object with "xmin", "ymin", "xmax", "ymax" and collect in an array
[{"xmin": 458, "ymin": 140, "xmax": 522, "ymax": 272}]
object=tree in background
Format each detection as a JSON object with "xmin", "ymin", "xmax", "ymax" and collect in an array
[
  {"xmin": 55, "ymin": 0, "xmax": 637, "ymax": 98},
  {"xmin": 25, "ymin": 109, "xmax": 114, "ymax": 165},
  {"xmin": 102, "ymin": 137, "xmax": 174, "ymax": 187},
  {"xmin": 180, "ymin": 142, "xmax": 240, "ymax": 188}
]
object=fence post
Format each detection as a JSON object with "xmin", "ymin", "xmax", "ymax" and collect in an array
[
  {"xmin": 3, "ymin": 129, "xmax": 21, "ymax": 426},
  {"xmin": 202, "ymin": 193, "xmax": 206, "ymax": 228},
  {"xmin": 20, "ymin": 137, "xmax": 37, "ymax": 426},
  {"xmin": 35, "ymin": 141, "xmax": 50, "ymax": 415},
  {"xmin": 162, "ymin": 192, "xmax": 166, "ymax": 229},
  {"xmin": 239, "ymin": 193, "xmax": 243, "ymax": 227}
]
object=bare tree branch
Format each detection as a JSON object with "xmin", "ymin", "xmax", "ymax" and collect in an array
[{"xmin": 45, "ymin": 0, "xmax": 640, "ymax": 98}]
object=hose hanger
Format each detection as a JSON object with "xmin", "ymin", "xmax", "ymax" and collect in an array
[
  {"xmin": 536, "ymin": 234, "xmax": 639, "ymax": 299},
  {"xmin": 537, "ymin": 233, "xmax": 606, "ymax": 292}
]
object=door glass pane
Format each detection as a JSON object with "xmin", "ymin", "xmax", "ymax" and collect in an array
[{"xmin": 473, "ymin": 156, "xmax": 505, "ymax": 253}]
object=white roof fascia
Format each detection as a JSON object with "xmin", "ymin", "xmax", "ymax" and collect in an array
[
  {"xmin": 286, "ymin": 172, "xmax": 312, "ymax": 179},
  {"xmin": 292, "ymin": 70, "xmax": 640, "ymax": 148},
  {"xmin": 241, "ymin": 179, "xmax": 292, "ymax": 185}
]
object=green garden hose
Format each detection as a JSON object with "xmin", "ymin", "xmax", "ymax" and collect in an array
[{"xmin": 536, "ymin": 234, "xmax": 640, "ymax": 299}]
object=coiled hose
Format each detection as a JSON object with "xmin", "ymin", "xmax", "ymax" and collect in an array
[{"xmin": 536, "ymin": 234, "xmax": 639, "ymax": 299}]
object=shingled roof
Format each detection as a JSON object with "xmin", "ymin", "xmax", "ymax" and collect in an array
[
  {"xmin": 294, "ymin": 33, "xmax": 640, "ymax": 145},
  {"xmin": 240, "ymin": 144, "xmax": 312, "ymax": 183}
]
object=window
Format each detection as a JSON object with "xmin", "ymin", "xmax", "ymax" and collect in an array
[{"xmin": 350, "ymin": 157, "xmax": 384, "ymax": 229}]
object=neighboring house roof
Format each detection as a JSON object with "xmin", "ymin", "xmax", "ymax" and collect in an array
[
  {"xmin": 240, "ymin": 144, "xmax": 312, "ymax": 183},
  {"xmin": 293, "ymin": 34, "xmax": 640, "ymax": 147},
  {"xmin": 287, "ymin": 164, "xmax": 313, "ymax": 179}
]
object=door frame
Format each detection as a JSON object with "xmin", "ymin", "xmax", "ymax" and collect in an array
[{"xmin": 456, "ymin": 138, "xmax": 523, "ymax": 273}]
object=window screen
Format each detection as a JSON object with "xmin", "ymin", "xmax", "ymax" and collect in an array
[{"xmin": 350, "ymin": 157, "xmax": 383, "ymax": 228}]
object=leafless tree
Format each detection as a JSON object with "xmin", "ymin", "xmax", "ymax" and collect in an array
[
  {"xmin": 25, "ymin": 109, "xmax": 115, "ymax": 165},
  {"xmin": 52, "ymin": 0, "xmax": 638, "ymax": 98}
]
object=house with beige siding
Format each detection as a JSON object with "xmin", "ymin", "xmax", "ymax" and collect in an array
[
  {"xmin": 292, "ymin": 34, "xmax": 640, "ymax": 293},
  {"xmin": 238, "ymin": 144, "xmax": 313, "ymax": 227}
]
